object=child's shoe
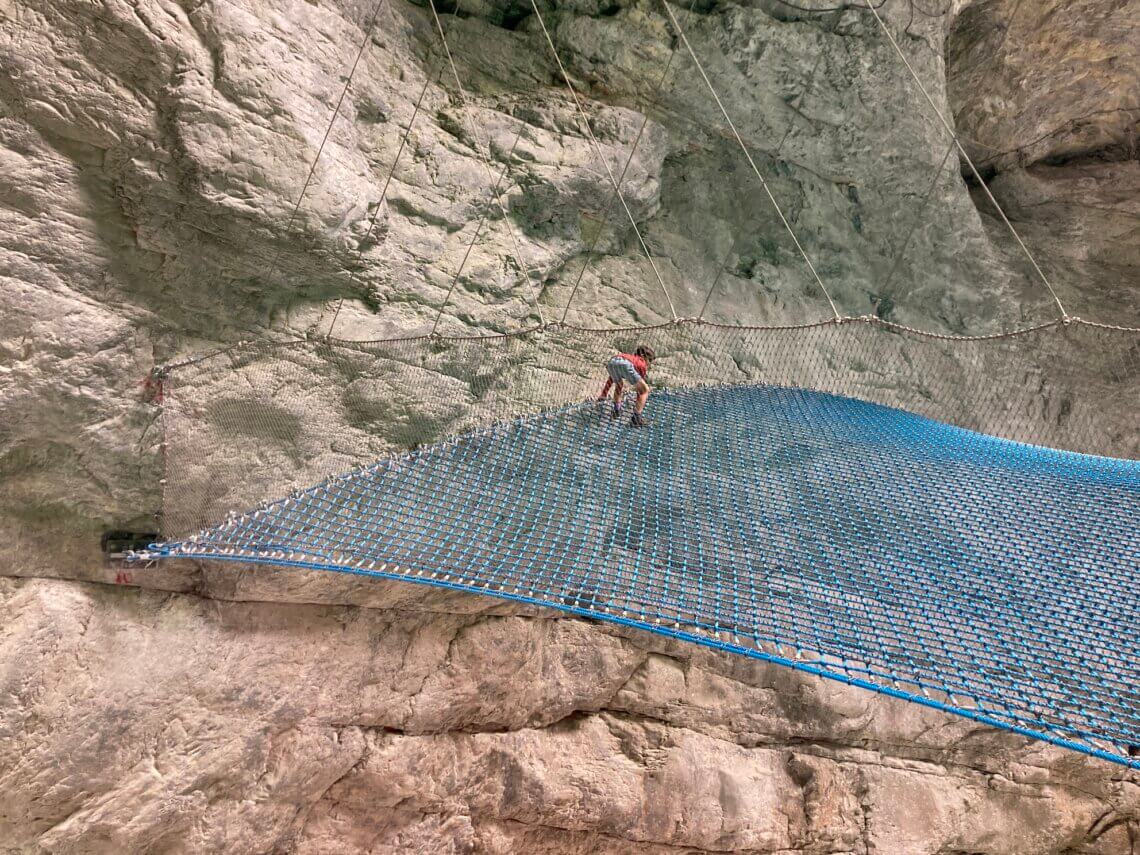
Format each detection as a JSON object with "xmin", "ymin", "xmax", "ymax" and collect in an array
[
  {"xmin": 611, "ymin": 403, "xmax": 622, "ymax": 420},
  {"xmin": 629, "ymin": 412, "xmax": 647, "ymax": 428}
]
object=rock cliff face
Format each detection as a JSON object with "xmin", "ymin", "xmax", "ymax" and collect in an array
[
  {"xmin": 947, "ymin": 0, "xmax": 1140, "ymax": 322},
  {"xmin": 1, "ymin": 0, "xmax": 1137, "ymax": 852}
]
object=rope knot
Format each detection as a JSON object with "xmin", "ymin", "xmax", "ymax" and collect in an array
[{"xmin": 140, "ymin": 366, "xmax": 169, "ymax": 405}]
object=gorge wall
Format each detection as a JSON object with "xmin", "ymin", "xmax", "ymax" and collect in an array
[{"xmin": 1, "ymin": 0, "xmax": 1138, "ymax": 851}]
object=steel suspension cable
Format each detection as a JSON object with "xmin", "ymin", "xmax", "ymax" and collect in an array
[
  {"xmin": 527, "ymin": 0, "xmax": 680, "ymax": 324},
  {"xmin": 864, "ymin": 2, "xmax": 1069, "ymax": 321},
  {"xmin": 426, "ymin": 0, "xmax": 547, "ymax": 332},
  {"xmin": 880, "ymin": 138, "xmax": 956, "ymax": 296},
  {"xmin": 430, "ymin": 117, "xmax": 532, "ymax": 335},
  {"xmin": 661, "ymin": 0, "xmax": 841, "ymax": 321},
  {"xmin": 559, "ymin": 0, "xmax": 698, "ymax": 324},
  {"xmin": 697, "ymin": 7, "xmax": 844, "ymax": 321},
  {"xmin": 326, "ymin": 66, "xmax": 440, "ymax": 339},
  {"xmin": 262, "ymin": 0, "xmax": 390, "ymax": 290}
]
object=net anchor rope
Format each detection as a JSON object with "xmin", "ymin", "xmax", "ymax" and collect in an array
[
  {"xmin": 262, "ymin": 0, "xmax": 391, "ymax": 291},
  {"xmin": 527, "ymin": 0, "xmax": 680, "ymax": 324},
  {"xmin": 661, "ymin": 0, "xmax": 842, "ymax": 322},
  {"xmin": 430, "ymin": 113, "xmax": 533, "ymax": 337},
  {"xmin": 864, "ymin": 2, "xmax": 1070, "ymax": 322},
  {"xmin": 426, "ymin": 0, "xmax": 547, "ymax": 334},
  {"xmin": 559, "ymin": 0, "xmax": 699, "ymax": 325},
  {"xmin": 880, "ymin": 138, "xmax": 957, "ymax": 297},
  {"xmin": 697, "ymin": 6, "xmax": 845, "ymax": 322},
  {"xmin": 326, "ymin": 63, "xmax": 442, "ymax": 340}
]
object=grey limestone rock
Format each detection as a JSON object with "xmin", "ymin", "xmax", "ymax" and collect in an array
[{"xmin": 0, "ymin": 0, "xmax": 1137, "ymax": 850}]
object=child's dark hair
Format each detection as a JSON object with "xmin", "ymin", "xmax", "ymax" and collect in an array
[{"xmin": 635, "ymin": 344, "xmax": 655, "ymax": 362}]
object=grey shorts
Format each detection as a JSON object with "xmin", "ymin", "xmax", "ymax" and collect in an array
[{"xmin": 606, "ymin": 357, "xmax": 643, "ymax": 387}]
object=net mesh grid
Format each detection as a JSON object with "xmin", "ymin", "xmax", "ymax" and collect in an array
[{"xmin": 149, "ymin": 318, "xmax": 1139, "ymax": 768}]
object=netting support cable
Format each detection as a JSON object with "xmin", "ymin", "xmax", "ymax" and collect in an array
[
  {"xmin": 558, "ymin": 0, "xmax": 697, "ymax": 325},
  {"xmin": 427, "ymin": 0, "xmax": 547, "ymax": 333},
  {"xmin": 864, "ymin": 3, "xmax": 1069, "ymax": 321},
  {"xmin": 880, "ymin": 138, "xmax": 956, "ymax": 296},
  {"xmin": 430, "ymin": 117, "xmax": 532, "ymax": 336},
  {"xmin": 262, "ymin": 0, "xmax": 389, "ymax": 290},
  {"xmin": 326, "ymin": 65, "xmax": 439, "ymax": 340},
  {"xmin": 697, "ymin": 8, "xmax": 843, "ymax": 322},
  {"xmin": 661, "ymin": 0, "xmax": 841, "ymax": 322},
  {"xmin": 528, "ymin": 0, "xmax": 680, "ymax": 324}
]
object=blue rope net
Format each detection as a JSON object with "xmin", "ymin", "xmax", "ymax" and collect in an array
[
  {"xmin": 149, "ymin": 379, "xmax": 1140, "ymax": 768},
  {"xmin": 145, "ymin": 322, "xmax": 1139, "ymax": 765}
]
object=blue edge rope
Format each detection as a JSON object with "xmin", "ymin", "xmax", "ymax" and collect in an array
[{"xmin": 138, "ymin": 383, "xmax": 1140, "ymax": 769}]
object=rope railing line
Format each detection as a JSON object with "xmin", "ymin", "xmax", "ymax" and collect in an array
[
  {"xmin": 153, "ymin": 313, "xmax": 1137, "ymax": 375},
  {"xmin": 661, "ymin": 0, "xmax": 841, "ymax": 322},
  {"xmin": 527, "ymin": 0, "xmax": 680, "ymax": 324},
  {"xmin": 863, "ymin": 2, "xmax": 1070, "ymax": 322},
  {"xmin": 261, "ymin": 0, "xmax": 390, "ymax": 290},
  {"xmin": 326, "ymin": 65, "xmax": 441, "ymax": 340},
  {"xmin": 865, "ymin": 315, "xmax": 1064, "ymax": 342},
  {"xmin": 880, "ymin": 139, "xmax": 957, "ymax": 296},
  {"xmin": 559, "ymin": 0, "xmax": 699, "ymax": 324},
  {"xmin": 1069, "ymin": 317, "xmax": 1140, "ymax": 334},
  {"xmin": 426, "ymin": 0, "xmax": 547, "ymax": 332}
]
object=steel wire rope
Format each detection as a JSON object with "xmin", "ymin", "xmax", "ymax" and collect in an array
[
  {"xmin": 879, "ymin": 138, "xmax": 957, "ymax": 296},
  {"xmin": 558, "ymin": 0, "xmax": 700, "ymax": 324},
  {"xmin": 325, "ymin": 64, "xmax": 442, "ymax": 339},
  {"xmin": 144, "ymin": 0, "xmax": 1140, "ymax": 366},
  {"xmin": 696, "ymin": 6, "xmax": 844, "ymax": 321},
  {"xmin": 526, "ymin": 0, "xmax": 680, "ymax": 323},
  {"xmin": 660, "ymin": 0, "xmax": 841, "ymax": 321},
  {"xmin": 429, "ymin": 110, "xmax": 533, "ymax": 336},
  {"xmin": 260, "ymin": 0, "xmax": 391, "ymax": 292},
  {"xmin": 425, "ymin": 0, "xmax": 547, "ymax": 335},
  {"xmin": 157, "ymin": 313, "xmax": 1138, "ymax": 376},
  {"xmin": 135, "ymin": 0, "xmax": 392, "ymax": 364},
  {"xmin": 863, "ymin": 2, "xmax": 1069, "ymax": 321}
]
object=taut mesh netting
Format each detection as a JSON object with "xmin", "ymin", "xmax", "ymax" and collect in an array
[{"xmin": 146, "ymin": 318, "xmax": 1139, "ymax": 767}]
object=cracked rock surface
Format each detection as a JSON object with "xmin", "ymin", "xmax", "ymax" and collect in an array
[
  {"xmin": 3, "ymin": 577, "xmax": 1139, "ymax": 854},
  {"xmin": 1, "ymin": 0, "xmax": 1138, "ymax": 851}
]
